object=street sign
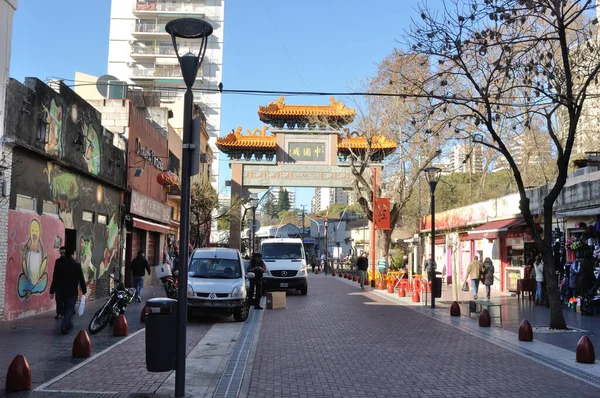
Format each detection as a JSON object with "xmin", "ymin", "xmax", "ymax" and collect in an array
[{"xmin": 251, "ymin": 220, "xmax": 261, "ymax": 232}]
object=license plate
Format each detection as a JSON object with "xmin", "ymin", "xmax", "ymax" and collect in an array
[{"xmin": 280, "ymin": 283, "xmax": 288, "ymax": 288}]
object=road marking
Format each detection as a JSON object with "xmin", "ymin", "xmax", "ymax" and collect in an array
[{"xmin": 34, "ymin": 327, "xmax": 145, "ymax": 392}]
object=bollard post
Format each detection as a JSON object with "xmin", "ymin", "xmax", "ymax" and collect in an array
[
  {"xmin": 72, "ymin": 330, "xmax": 92, "ymax": 358},
  {"xmin": 518, "ymin": 320, "xmax": 533, "ymax": 341},
  {"xmin": 113, "ymin": 314, "xmax": 129, "ymax": 336},
  {"xmin": 450, "ymin": 301, "xmax": 461, "ymax": 317},
  {"xmin": 5, "ymin": 355, "xmax": 31, "ymax": 392}
]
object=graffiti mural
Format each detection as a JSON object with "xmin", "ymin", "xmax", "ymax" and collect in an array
[
  {"xmin": 18, "ymin": 219, "xmax": 49, "ymax": 298},
  {"xmin": 45, "ymin": 162, "xmax": 80, "ymax": 229},
  {"xmin": 4, "ymin": 211, "xmax": 64, "ymax": 320},
  {"xmin": 83, "ymin": 123, "xmax": 100, "ymax": 175},
  {"xmin": 43, "ymin": 99, "xmax": 63, "ymax": 157},
  {"xmin": 100, "ymin": 212, "xmax": 119, "ymax": 276}
]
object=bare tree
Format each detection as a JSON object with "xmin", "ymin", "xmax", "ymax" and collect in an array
[
  {"xmin": 346, "ymin": 53, "xmax": 449, "ymax": 255},
  {"xmin": 406, "ymin": 0, "xmax": 600, "ymax": 328}
]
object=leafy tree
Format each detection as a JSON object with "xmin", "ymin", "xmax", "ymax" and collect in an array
[
  {"xmin": 261, "ymin": 191, "xmax": 278, "ymax": 220},
  {"xmin": 277, "ymin": 188, "xmax": 290, "ymax": 213},
  {"xmin": 277, "ymin": 210, "xmax": 299, "ymax": 226},
  {"xmin": 405, "ymin": 0, "xmax": 600, "ymax": 329},
  {"xmin": 190, "ymin": 180, "xmax": 243, "ymax": 248}
]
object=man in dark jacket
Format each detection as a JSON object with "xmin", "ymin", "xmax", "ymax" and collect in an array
[
  {"xmin": 57, "ymin": 248, "xmax": 87, "ymax": 334},
  {"xmin": 49, "ymin": 246, "xmax": 67, "ymax": 319},
  {"xmin": 356, "ymin": 252, "xmax": 369, "ymax": 290},
  {"xmin": 131, "ymin": 250, "xmax": 151, "ymax": 302}
]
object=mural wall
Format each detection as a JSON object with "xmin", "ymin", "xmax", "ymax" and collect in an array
[{"xmin": 4, "ymin": 211, "xmax": 64, "ymax": 321}]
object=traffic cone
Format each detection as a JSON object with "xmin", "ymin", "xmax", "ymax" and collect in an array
[
  {"xmin": 140, "ymin": 305, "xmax": 152, "ymax": 323},
  {"xmin": 5, "ymin": 354, "xmax": 31, "ymax": 392},
  {"xmin": 450, "ymin": 301, "xmax": 461, "ymax": 317},
  {"xmin": 576, "ymin": 336, "xmax": 595, "ymax": 363},
  {"xmin": 72, "ymin": 330, "xmax": 92, "ymax": 358},
  {"xmin": 398, "ymin": 287, "xmax": 406, "ymax": 297},
  {"xmin": 387, "ymin": 283, "xmax": 394, "ymax": 293},
  {"xmin": 479, "ymin": 309, "xmax": 491, "ymax": 327},
  {"xmin": 518, "ymin": 320, "xmax": 533, "ymax": 341},
  {"xmin": 411, "ymin": 290, "xmax": 420, "ymax": 302},
  {"xmin": 113, "ymin": 314, "xmax": 129, "ymax": 337}
]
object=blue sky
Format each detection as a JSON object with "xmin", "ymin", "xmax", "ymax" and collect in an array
[{"xmin": 9, "ymin": 0, "xmax": 421, "ymax": 209}]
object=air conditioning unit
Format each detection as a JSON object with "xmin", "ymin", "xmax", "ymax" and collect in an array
[{"xmin": 127, "ymin": 62, "xmax": 135, "ymax": 67}]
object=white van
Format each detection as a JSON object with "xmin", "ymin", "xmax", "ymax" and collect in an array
[{"xmin": 261, "ymin": 238, "xmax": 308, "ymax": 295}]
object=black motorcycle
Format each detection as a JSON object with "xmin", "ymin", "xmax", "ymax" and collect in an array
[{"xmin": 88, "ymin": 277, "xmax": 136, "ymax": 335}]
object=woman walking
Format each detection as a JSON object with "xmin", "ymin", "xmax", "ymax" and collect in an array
[
  {"xmin": 482, "ymin": 257, "xmax": 495, "ymax": 300},
  {"xmin": 534, "ymin": 255, "xmax": 544, "ymax": 305}
]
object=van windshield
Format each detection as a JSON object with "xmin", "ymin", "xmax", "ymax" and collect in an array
[
  {"xmin": 262, "ymin": 243, "xmax": 303, "ymax": 260},
  {"xmin": 188, "ymin": 258, "xmax": 241, "ymax": 278}
]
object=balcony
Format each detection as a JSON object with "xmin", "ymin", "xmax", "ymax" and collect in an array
[
  {"xmin": 130, "ymin": 66, "xmax": 184, "ymax": 81},
  {"xmin": 132, "ymin": 23, "xmax": 168, "ymax": 37},
  {"xmin": 131, "ymin": 45, "xmax": 177, "ymax": 58},
  {"xmin": 133, "ymin": 1, "xmax": 205, "ymax": 16}
]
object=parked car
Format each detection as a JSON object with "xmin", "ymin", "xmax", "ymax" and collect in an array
[
  {"xmin": 187, "ymin": 248, "xmax": 250, "ymax": 322},
  {"xmin": 261, "ymin": 238, "xmax": 308, "ymax": 295}
]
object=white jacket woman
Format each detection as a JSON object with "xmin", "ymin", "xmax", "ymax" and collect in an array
[{"xmin": 533, "ymin": 255, "xmax": 544, "ymax": 304}]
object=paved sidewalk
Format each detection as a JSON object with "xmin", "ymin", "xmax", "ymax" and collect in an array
[
  {"xmin": 245, "ymin": 274, "xmax": 600, "ymax": 397},
  {"xmin": 0, "ymin": 284, "xmax": 166, "ymax": 397}
]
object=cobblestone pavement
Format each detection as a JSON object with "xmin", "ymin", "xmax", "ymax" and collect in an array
[{"xmin": 247, "ymin": 274, "xmax": 600, "ymax": 398}]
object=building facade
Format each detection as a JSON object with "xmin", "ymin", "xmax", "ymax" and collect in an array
[
  {"xmin": 312, "ymin": 187, "xmax": 348, "ymax": 213},
  {"xmin": 0, "ymin": 0, "xmax": 17, "ymax": 320},
  {"xmin": 107, "ymin": 0, "xmax": 224, "ymax": 191},
  {"xmin": 2, "ymin": 78, "xmax": 127, "ymax": 320}
]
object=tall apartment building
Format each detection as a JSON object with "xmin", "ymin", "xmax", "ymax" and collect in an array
[
  {"xmin": 312, "ymin": 188, "xmax": 348, "ymax": 213},
  {"xmin": 451, "ymin": 143, "xmax": 483, "ymax": 174},
  {"xmin": 106, "ymin": 0, "xmax": 224, "ymax": 189}
]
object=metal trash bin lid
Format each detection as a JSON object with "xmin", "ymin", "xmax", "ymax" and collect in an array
[{"xmin": 146, "ymin": 297, "xmax": 177, "ymax": 308}]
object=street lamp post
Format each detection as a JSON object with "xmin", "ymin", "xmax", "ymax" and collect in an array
[
  {"xmin": 249, "ymin": 196, "xmax": 258, "ymax": 253},
  {"xmin": 166, "ymin": 18, "xmax": 213, "ymax": 398},
  {"xmin": 424, "ymin": 166, "xmax": 442, "ymax": 309},
  {"xmin": 324, "ymin": 216, "xmax": 329, "ymax": 274}
]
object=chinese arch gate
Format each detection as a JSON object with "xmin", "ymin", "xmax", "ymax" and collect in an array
[{"xmin": 216, "ymin": 97, "xmax": 396, "ymax": 250}]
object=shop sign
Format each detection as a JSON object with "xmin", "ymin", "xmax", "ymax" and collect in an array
[
  {"xmin": 136, "ymin": 138, "xmax": 164, "ymax": 171},
  {"xmin": 130, "ymin": 190, "xmax": 170, "ymax": 224},
  {"xmin": 506, "ymin": 237, "xmax": 524, "ymax": 247}
]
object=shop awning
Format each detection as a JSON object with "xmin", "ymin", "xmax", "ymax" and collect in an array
[
  {"xmin": 467, "ymin": 217, "xmax": 525, "ymax": 240},
  {"xmin": 132, "ymin": 217, "xmax": 171, "ymax": 235},
  {"xmin": 556, "ymin": 207, "xmax": 600, "ymax": 218}
]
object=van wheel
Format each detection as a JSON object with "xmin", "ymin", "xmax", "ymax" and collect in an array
[
  {"xmin": 233, "ymin": 302, "xmax": 249, "ymax": 322},
  {"xmin": 300, "ymin": 286, "xmax": 308, "ymax": 295}
]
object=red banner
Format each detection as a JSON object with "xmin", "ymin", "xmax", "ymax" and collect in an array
[{"xmin": 374, "ymin": 198, "xmax": 391, "ymax": 230}]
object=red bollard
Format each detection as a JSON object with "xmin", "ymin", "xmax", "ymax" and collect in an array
[
  {"xmin": 315, "ymin": 270, "xmax": 319, "ymax": 275},
  {"xmin": 331, "ymin": 271, "xmax": 336, "ymax": 276},
  {"xmin": 338, "ymin": 272, "xmax": 343, "ymax": 278},
  {"xmin": 387, "ymin": 283, "xmax": 394, "ymax": 293},
  {"xmin": 377, "ymin": 281, "xmax": 385, "ymax": 290},
  {"xmin": 72, "ymin": 330, "xmax": 92, "ymax": 358},
  {"xmin": 411, "ymin": 290, "xmax": 420, "ymax": 302},
  {"xmin": 357, "ymin": 276, "xmax": 363, "ymax": 284},
  {"xmin": 140, "ymin": 305, "xmax": 152, "ymax": 323},
  {"xmin": 576, "ymin": 336, "xmax": 596, "ymax": 363},
  {"xmin": 450, "ymin": 301, "xmax": 461, "ymax": 317},
  {"xmin": 5, "ymin": 354, "xmax": 31, "ymax": 392},
  {"xmin": 518, "ymin": 320, "xmax": 533, "ymax": 342},
  {"xmin": 398, "ymin": 287, "xmax": 406, "ymax": 297},
  {"xmin": 479, "ymin": 309, "xmax": 491, "ymax": 327},
  {"xmin": 113, "ymin": 314, "xmax": 129, "ymax": 337},
  {"xmin": 353, "ymin": 275, "xmax": 358, "ymax": 282}
]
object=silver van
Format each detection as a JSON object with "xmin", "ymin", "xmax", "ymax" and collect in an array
[{"xmin": 186, "ymin": 248, "xmax": 249, "ymax": 322}]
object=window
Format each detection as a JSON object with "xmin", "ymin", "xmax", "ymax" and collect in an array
[
  {"xmin": 42, "ymin": 200, "xmax": 59, "ymax": 216},
  {"xmin": 97, "ymin": 214, "xmax": 108, "ymax": 225},
  {"xmin": 189, "ymin": 258, "xmax": 241, "ymax": 279},
  {"xmin": 82, "ymin": 210, "xmax": 94, "ymax": 223},
  {"xmin": 262, "ymin": 243, "xmax": 304, "ymax": 260},
  {"xmin": 16, "ymin": 194, "xmax": 36, "ymax": 212}
]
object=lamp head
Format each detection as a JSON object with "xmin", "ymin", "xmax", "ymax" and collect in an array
[
  {"xmin": 165, "ymin": 18, "xmax": 213, "ymax": 88},
  {"xmin": 424, "ymin": 166, "xmax": 442, "ymax": 192}
]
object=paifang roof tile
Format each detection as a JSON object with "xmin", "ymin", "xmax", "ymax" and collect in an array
[{"xmin": 258, "ymin": 96, "xmax": 356, "ymax": 118}]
